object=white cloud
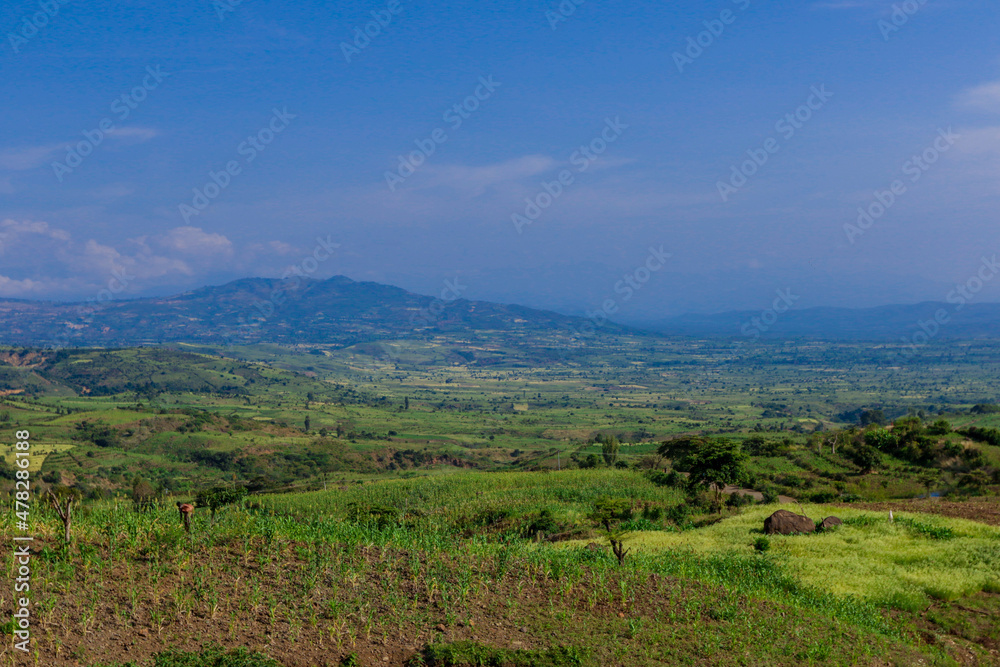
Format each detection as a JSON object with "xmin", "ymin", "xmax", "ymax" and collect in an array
[
  {"xmin": 951, "ymin": 126, "xmax": 1000, "ymax": 155},
  {"xmin": 153, "ymin": 226, "xmax": 234, "ymax": 257},
  {"xmin": 0, "ymin": 219, "xmax": 299, "ymax": 298},
  {"xmin": 956, "ymin": 81, "xmax": 1000, "ymax": 113},
  {"xmin": 416, "ymin": 155, "xmax": 559, "ymax": 196},
  {"xmin": 0, "ymin": 144, "xmax": 64, "ymax": 171}
]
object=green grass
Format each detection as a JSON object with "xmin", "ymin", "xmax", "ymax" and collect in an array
[{"xmin": 584, "ymin": 503, "xmax": 1000, "ymax": 610}]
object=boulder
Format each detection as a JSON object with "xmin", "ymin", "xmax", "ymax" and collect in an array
[
  {"xmin": 819, "ymin": 516, "xmax": 843, "ymax": 531},
  {"xmin": 763, "ymin": 509, "xmax": 815, "ymax": 535}
]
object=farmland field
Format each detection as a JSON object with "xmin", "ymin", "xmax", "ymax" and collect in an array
[{"xmin": 2, "ymin": 339, "xmax": 1000, "ymax": 665}]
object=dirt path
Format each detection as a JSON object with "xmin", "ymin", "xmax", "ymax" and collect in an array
[{"xmin": 833, "ymin": 497, "xmax": 1000, "ymax": 527}]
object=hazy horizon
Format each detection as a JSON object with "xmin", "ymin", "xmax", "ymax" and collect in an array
[{"xmin": 3, "ymin": 0, "xmax": 1000, "ymax": 323}]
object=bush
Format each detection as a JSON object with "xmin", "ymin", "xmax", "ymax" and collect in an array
[
  {"xmin": 753, "ymin": 536, "xmax": 770, "ymax": 553},
  {"xmin": 647, "ymin": 469, "xmax": 683, "ymax": 488},
  {"xmin": 808, "ymin": 490, "xmax": 839, "ymax": 503},
  {"xmin": 665, "ymin": 503, "xmax": 692, "ymax": 526},
  {"xmin": 725, "ymin": 492, "xmax": 754, "ymax": 509},
  {"xmin": 521, "ymin": 509, "xmax": 560, "ymax": 537}
]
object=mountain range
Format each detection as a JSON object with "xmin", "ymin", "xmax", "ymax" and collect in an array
[
  {"xmin": 0, "ymin": 276, "xmax": 623, "ymax": 348},
  {"xmin": 0, "ymin": 275, "xmax": 998, "ymax": 347}
]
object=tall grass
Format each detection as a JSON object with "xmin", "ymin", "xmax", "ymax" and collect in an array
[{"xmin": 601, "ymin": 503, "xmax": 1000, "ymax": 611}]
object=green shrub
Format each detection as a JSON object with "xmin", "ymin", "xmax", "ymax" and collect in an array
[{"xmin": 753, "ymin": 536, "xmax": 770, "ymax": 552}]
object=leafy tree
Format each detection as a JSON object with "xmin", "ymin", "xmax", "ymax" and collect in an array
[
  {"xmin": 684, "ymin": 439, "xmax": 748, "ymax": 504},
  {"xmin": 657, "ymin": 436, "xmax": 710, "ymax": 468},
  {"xmin": 588, "ymin": 497, "xmax": 633, "ymax": 565},
  {"xmin": 859, "ymin": 409, "xmax": 885, "ymax": 427},
  {"xmin": 958, "ymin": 470, "xmax": 990, "ymax": 496},
  {"xmin": 661, "ymin": 437, "xmax": 747, "ymax": 505},
  {"xmin": 848, "ymin": 445, "xmax": 881, "ymax": 474},
  {"xmin": 597, "ymin": 435, "xmax": 620, "ymax": 466},
  {"xmin": 864, "ymin": 428, "xmax": 898, "ymax": 453},
  {"xmin": 196, "ymin": 485, "xmax": 248, "ymax": 522},
  {"xmin": 926, "ymin": 419, "xmax": 952, "ymax": 436}
]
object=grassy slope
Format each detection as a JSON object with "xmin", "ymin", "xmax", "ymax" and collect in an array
[
  {"xmin": 568, "ymin": 503, "xmax": 1000, "ymax": 610},
  {"xmin": 1, "ymin": 470, "xmax": 975, "ymax": 666}
]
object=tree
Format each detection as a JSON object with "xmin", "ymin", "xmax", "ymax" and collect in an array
[
  {"xmin": 657, "ymin": 436, "xmax": 710, "ymax": 468},
  {"xmin": 196, "ymin": 485, "xmax": 248, "ymax": 523},
  {"xmin": 598, "ymin": 435, "xmax": 620, "ymax": 467},
  {"xmin": 304, "ymin": 415, "xmax": 311, "ymax": 431},
  {"xmin": 848, "ymin": 445, "xmax": 881, "ymax": 474},
  {"xmin": 47, "ymin": 488, "xmax": 79, "ymax": 545},
  {"xmin": 682, "ymin": 439, "xmax": 748, "ymax": 504},
  {"xmin": 958, "ymin": 470, "xmax": 989, "ymax": 496},
  {"xmin": 588, "ymin": 497, "xmax": 633, "ymax": 566},
  {"xmin": 859, "ymin": 409, "xmax": 886, "ymax": 427}
]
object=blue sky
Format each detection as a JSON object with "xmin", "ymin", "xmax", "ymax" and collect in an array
[{"xmin": 2, "ymin": 0, "xmax": 999, "ymax": 322}]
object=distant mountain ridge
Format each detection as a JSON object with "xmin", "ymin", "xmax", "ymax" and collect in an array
[
  {"xmin": 645, "ymin": 301, "xmax": 1000, "ymax": 340},
  {"xmin": 0, "ymin": 275, "xmax": 626, "ymax": 347}
]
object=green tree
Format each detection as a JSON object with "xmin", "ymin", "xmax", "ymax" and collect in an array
[
  {"xmin": 660, "ymin": 437, "xmax": 747, "ymax": 506},
  {"xmin": 848, "ymin": 445, "xmax": 881, "ymax": 474},
  {"xmin": 588, "ymin": 497, "xmax": 633, "ymax": 565},
  {"xmin": 684, "ymin": 439, "xmax": 748, "ymax": 504},
  {"xmin": 859, "ymin": 409, "xmax": 885, "ymax": 427},
  {"xmin": 196, "ymin": 485, "xmax": 248, "ymax": 523},
  {"xmin": 599, "ymin": 435, "xmax": 620, "ymax": 467}
]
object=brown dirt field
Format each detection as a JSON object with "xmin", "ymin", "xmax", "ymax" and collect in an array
[
  {"xmin": 833, "ymin": 497, "xmax": 1000, "ymax": 527},
  {"xmin": 0, "ymin": 536, "xmax": 939, "ymax": 667}
]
